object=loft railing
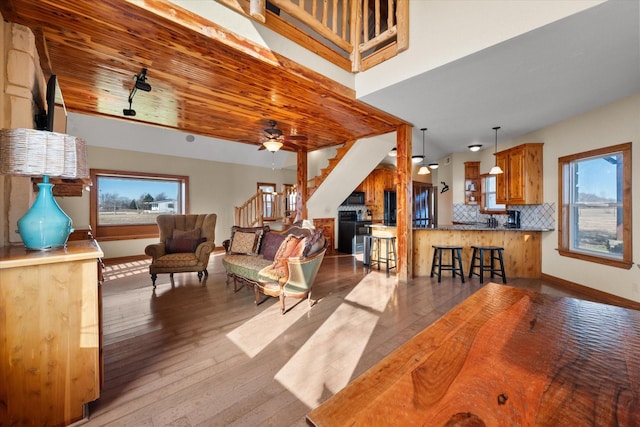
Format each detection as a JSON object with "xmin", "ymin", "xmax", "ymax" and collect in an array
[
  {"xmin": 234, "ymin": 186, "xmax": 298, "ymax": 227},
  {"xmin": 217, "ymin": 0, "xmax": 409, "ymax": 72}
]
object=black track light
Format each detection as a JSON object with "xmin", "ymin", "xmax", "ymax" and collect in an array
[
  {"xmin": 123, "ymin": 68, "xmax": 150, "ymax": 117},
  {"xmin": 134, "ymin": 68, "xmax": 151, "ymax": 92}
]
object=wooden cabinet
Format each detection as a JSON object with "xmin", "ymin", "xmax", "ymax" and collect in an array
[
  {"xmin": 313, "ymin": 218, "xmax": 335, "ymax": 255},
  {"xmin": 495, "ymin": 143, "xmax": 543, "ymax": 205},
  {"xmin": 0, "ymin": 240, "xmax": 104, "ymax": 426},
  {"xmin": 464, "ymin": 161, "xmax": 480, "ymax": 205},
  {"xmin": 358, "ymin": 167, "xmax": 396, "ymax": 219}
]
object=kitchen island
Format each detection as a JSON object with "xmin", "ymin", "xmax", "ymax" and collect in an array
[{"xmin": 367, "ymin": 223, "xmax": 551, "ymax": 279}]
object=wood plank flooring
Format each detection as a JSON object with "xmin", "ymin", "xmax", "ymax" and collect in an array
[{"xmin": 88, "ymin": 252, "xmax": 621, "ymax": 426}]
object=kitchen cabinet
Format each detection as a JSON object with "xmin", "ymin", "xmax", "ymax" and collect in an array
[
  {"xmin": 313, "ymin": 217, "xmax": 335, "ymax": 255},
  {"xmin": 464, "ymin": 161, "xmax": 480, "ymax": 205},
  {"xmin": 496, "ymin": 143, "xmax": 543, "ymax": 205},
  {"xmin": 0, "ymin": 240, "xmax": 104, "ymax": 426},
  {"xmin": 357, "ymin": 166, "xmax": 396, "ymax": 219}
]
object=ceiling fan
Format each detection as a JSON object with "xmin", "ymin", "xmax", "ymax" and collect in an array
[{"xmin": 259, "ymin": 120, "xmax": 307, "ymax": 152}]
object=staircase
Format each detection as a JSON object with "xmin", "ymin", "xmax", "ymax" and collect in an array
[
  {"xmin": 307, "ymin": 140, "xmax": 356, "ymax": 197},
  {"xmin": 233, "ymin": 187, "xmax": 296, "ymax": 228},
  {"xmin": 234, "ymin": 134, "xmax": 395, "ymax": 226}
]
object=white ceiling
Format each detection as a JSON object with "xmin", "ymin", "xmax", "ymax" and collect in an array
[{"xmin": 360, "ymin": 0, "xmax": 640, "ymax": 161}]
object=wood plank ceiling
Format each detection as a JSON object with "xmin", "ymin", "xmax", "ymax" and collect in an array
[{"xmin": 0, "ymin": 0, "xmax": 408, "ymax": 152}]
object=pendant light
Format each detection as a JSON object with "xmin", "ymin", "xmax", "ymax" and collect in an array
[
  {"xmin": 489, "ymin": 126, "xmax": 504, "ymax": 175},
  {"xmin": 418, "ymin": 128, "xmax": 430, "ymax": 175}
]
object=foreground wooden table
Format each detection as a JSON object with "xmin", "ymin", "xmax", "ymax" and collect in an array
[{"xmin": 307, "ymin": 283, "xmax": 640, "ymax": 426}]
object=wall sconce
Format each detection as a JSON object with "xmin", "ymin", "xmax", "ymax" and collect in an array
[{"xmin": 0, "ymin": 128, "xmax": 89, "ymax": 249}]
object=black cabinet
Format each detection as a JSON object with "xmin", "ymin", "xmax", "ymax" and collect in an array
[{"xmin": 338, "ymin": 220, "xmax": 371, "ymax": 254}]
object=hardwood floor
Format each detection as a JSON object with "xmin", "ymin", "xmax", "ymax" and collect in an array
[{"xmin": 88, "ymin": 252, "xmax": 617, "ymax": 426}]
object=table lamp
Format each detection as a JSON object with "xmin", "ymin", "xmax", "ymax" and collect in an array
[{"xmin": 0, "ymin": 128, "xmax": 89, "ymax": 250}]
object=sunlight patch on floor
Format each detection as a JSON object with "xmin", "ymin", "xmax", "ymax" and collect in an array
[
  {"xmin": 226, "ymin": 299, "xmax": 308, "ymax": 358},
  {"xmin": 104, "ymin": 260, "xmax": 150, "ymax": 280},
  {"xmin": 275, "ymin": 273, "xmax": 396, "ymax": 408}
]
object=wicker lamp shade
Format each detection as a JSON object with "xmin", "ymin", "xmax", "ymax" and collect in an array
[
  {"xmin": 0, "ymin": 128, "xmax": 89, "ymax": 178},
  {"xmin": 0, "ymin": 128, "xmax": 89, "ymax": 250}
]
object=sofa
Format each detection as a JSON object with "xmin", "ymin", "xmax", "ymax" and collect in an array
[{"xmin": 222, "ymin": 224, "xmax": 327, "ymax": 314}]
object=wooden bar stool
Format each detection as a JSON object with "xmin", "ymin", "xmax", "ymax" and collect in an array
[
  {"xmin": 430, "ymin": 245, "xmax": 465, "ymax": 283},
  {"xmin": 469, "ymin": 246, "xmax": 507, "ymax": 284},
  {"xmin": 367, "ymin": 236, "xmax": 397, "ymax": 277}
]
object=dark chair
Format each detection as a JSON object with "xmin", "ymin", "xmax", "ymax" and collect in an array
[
  {"xmin": 469, "ymin": 246, "xmax": 507, "ymax": 284},
  {"xmin": 430, "ymin": 245, "xmax": 465, "ymax": 283},
  {"xmin": 365, "ymin": 235, "xmax": 397, "ymax": 277}
]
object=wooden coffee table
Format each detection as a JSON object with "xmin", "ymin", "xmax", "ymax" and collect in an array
[{"xmin": 307, "ymin": 283, "xmax": 640, "ymax": 426}]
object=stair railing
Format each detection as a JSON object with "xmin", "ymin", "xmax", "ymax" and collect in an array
[{"xmin": 234, "ymin": 187, "xmax": 296, "ymax": 227}]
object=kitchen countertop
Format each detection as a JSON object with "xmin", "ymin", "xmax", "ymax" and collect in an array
[
  {"xmin": 435, "ymin": 224, "xmax": 554, "ymax": 232},
  {"xmin": 367, "ymin": 222, "xmax": 554, "ymax": 232}
]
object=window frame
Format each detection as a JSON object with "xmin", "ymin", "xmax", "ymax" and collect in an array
[
  {"xmin": 90, "ymin": 169, "xmax": 189, "ymax": 241},
  {"xmin": 479, "ymin": 173, "xmax": 506, "ymax": 215},
  {"xmin": 557, "ymin": 142, "xmax": 632, "ymax": 269}
]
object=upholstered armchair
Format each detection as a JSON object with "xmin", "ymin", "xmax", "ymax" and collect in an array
[{"xmin": 144, "ymin": 213, "xmax": 217, "ymax": 288}]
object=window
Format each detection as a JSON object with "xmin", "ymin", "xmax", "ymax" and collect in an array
[
  {"xmin": 480, "ymin": 174, "xmax": 505, "ymax": 213},
  {"xmin": 90, "ymin": 169, "xmax": 189, "ymax": 240},
  {"xmin": 283, "ymin": 184, "xmax": 297, "ymax": 219},
  {"xmin": 257, "ymin": 182, "xmax": 276, "ymax": 219},
  {"xmin": 558, "ymin": 143, "xmax": 632, "ymax": 269}
]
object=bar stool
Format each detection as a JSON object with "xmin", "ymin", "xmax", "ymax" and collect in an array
[
  {"xmin": 430, "ymin": 245, "xmax": 465, "ymax": 283},
  {"xmin": 366, "ymin": 235, "xmax": 397, "ymax": 277},
  {"xmin": 469, "ymin": 246, "xmax": 507, "ymax": 284}
]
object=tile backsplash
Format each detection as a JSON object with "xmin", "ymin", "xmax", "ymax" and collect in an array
[{"xmin": 453, "ymin": 203, "xmax": 555, "ymax": 229}]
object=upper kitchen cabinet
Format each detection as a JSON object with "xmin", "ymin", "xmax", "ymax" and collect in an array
[
  {"xmin": 464, "ymin": 161, "xmax": 480, "ymax": 205},
  {"xmin": 357, "ymin": 166, "xmax": 396, "ymax": 218},
  {"xmin": 496, "ymin": 143, "xmax": 543, "ymax": 205}
]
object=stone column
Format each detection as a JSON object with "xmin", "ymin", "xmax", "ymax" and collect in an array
[{"xmin": 0, "ymin": 20, "xmax": 46, "ymax": 246}]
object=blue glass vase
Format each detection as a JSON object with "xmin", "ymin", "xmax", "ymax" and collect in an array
[{"xmin": 17, "ymin": 175, "xmax": 73, "ymax": 250}]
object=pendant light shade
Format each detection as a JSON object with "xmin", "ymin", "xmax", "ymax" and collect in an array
[
  {"xmin": 489, "ymin": 126, "xmax": 504, "ymax": 175},
  {"xmin": 418, "ymin": 128, "xmax": 430, "ymax": 175}
]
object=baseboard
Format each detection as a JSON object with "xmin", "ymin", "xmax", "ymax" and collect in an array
[{"xmin": 541, "ymin": 273, "xmax": 640, "ymax": 311}]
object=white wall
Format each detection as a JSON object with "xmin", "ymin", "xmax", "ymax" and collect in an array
[
  {"xmin": 512, "ymin": 93, "xmax": 640, "ymax": 302},
  {"xmin": 356, "ymin": 0, "xmax": 604, "ymax": 97},
  {"xmin": 58, "ymin": 145, "xmax": 296, "ymax": 259}
]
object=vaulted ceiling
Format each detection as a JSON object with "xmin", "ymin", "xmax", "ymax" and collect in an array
[{"xmin": 0, "ymin": 0, "xmax": 407, "ymax": 153}]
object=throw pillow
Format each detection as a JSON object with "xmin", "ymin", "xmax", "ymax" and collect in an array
[
  {"xmin": 229, "ymin": 231, "xmax": 259, "ymax": 255},
  {"xmin": 173, "ymin": 228, "xmax": 201, "ymax": 240},
  {"xmin": 229, "ymin": 226, "xmax": 268, "ymax": 254},
  {"xmin": 269, "ymin": 235, "xmax": 306, "ymax": 278},
  {"xmin": 303, "ymin": 228, "xmax": 326, "ymax": 256},
  {"xmin": 260, "ymin": 232, "xmax": 288, "ymax": 261},
  {"xmin": 166, "ymin": 237, "xmax": 206, "ymax": 254}
]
